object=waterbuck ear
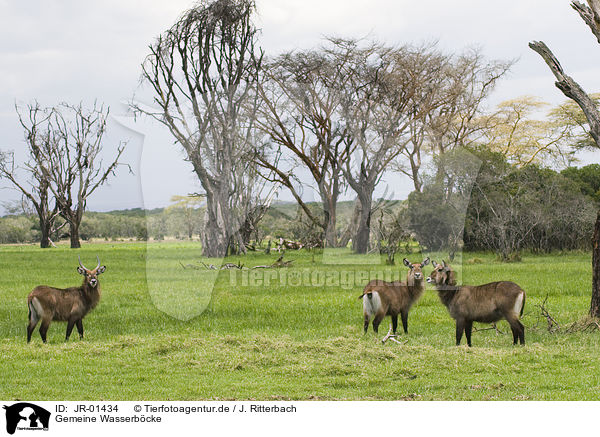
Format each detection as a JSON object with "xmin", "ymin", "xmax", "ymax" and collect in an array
[
  {"xmin": 77, "ymin": 266, "xmax": 86, "ymax": 275},
  {"xmin": 445, "ymin": 270, "xmax": 457, "ymax": 286},
  {"xmin": 431, "ymin": 260, "xmax": 438, "ymax": 268},
  {"xmin": 421, "ymin": 257, "xmax": 430, "ymax": 267},
  {"xmin": 444, "ymin": 271, "xmax": 451, "ymax": 285},
  {"xmin": 403, "ymin": 258, "xmax": 412, "ymax": 268},
  {"xmin": 97, "ymin": 266, "xmax": 106, "ymax": 274},
  {"xmin": 442, "ymin": 260, "xmax": 447, "ymax": 268}
]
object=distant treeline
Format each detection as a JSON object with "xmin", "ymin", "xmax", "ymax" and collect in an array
[
  {"xmin": 0, "ymin": 201, "xmax": 359, "ymax": 246},
  {"xmin": 1, "ymin": 161, "xmax": 599, "ymax": 254}
]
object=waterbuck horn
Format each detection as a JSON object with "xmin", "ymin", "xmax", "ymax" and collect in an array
[
  {"xmin": 78, "ymin": 255, "xmax": 87, "ymax": 271},
  {"xmin": 95, "ymin": 255, "xmax": 101, "ymax": 271}
]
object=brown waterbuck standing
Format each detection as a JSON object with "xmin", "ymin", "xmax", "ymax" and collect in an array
[
  {"xmin": 427, "ymin": 260, "xmax": 526, "ymax": 347},
  {"xmin": 27, "ymin": 256, "xmax": 106, "ymax": 343},
  {"xmin": 358, "ymin": 257, "xmax": 430, "ymax": 335}
]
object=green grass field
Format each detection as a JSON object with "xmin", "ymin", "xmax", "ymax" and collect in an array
[{"xmin": 0, "ymin": 242, "xmax": 599, "ymax": 400}]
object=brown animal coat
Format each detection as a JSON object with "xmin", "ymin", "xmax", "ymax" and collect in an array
[
  {"xmin": 427, "ymin": 260, "xmax": 525, "ymax": 346},
  {"xmin": 27, "ymin": 256, "xmax": 106, "ymax": 343},
  {"xmin": 359, "ymin": 258, "xmax": 429, "ymax": 335}
]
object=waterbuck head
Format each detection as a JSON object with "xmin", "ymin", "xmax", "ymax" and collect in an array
[
  {"xmin": 427, "ymin": 260, "xmax": 457, "ymax": 287},
  {"xmin": 403, "ymin": 257, "xmax": 430, "ymax": 284},
  {"xmin": 77, "ymin": 255, "xmax": 106, "ymax": 289}
]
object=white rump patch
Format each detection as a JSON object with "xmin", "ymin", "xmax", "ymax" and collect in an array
[
  {"xmin": 513, "ymin": 293, "xmax": 524, "ymax": 317},
  {"xmin": 31, "ymin": 297, "xmax": 45, "ymax": 320},
  {"xmin": 363, "ymin": 291, "xmax": 382, "ymax": 317}
]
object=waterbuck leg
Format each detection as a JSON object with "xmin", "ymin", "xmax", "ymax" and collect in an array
[
  {"xmin": 65, "ymin": 320, "xmax": 76, "ymax": 341},
  {"xmin": 27, "ymin": 315, "xmax": 40, "ymax": 344},
  {"xmin": 27, "ymin": 323, "xmax": 35, "ymax": 343},
  {"xmin": 511, "ymin": 319, "xmax": 525, "ymax": 345},
  {"xmin": 27, "ymin": 302, "xmax": 40, "ymax": 343},
  {"xmin": 372, "ymin": 313, "xmax": 384, "ymax": 334},
  {"xmin": 465, "ymin": 320, "xmax": 473, "ymax": 347},
  {"xmin": 455, "ymin": 319, "xmax": 465, "ymax": 346},
  {"xmin": 39, "ymin": 320, "xmax": 50, "ymax": 343},
  {"xmin": 391, "ymin": 314, "xmax": 398, "ymax": 335},
  {"xmin": 518, "ymin": 321, "xmax": 525, "ymax": 345},
  {"xmin": 76, "ymin": 319, "xmax": 84, "ymax": 339},
  {"xmin": 507, "ymin": 317, "xmax": 524, "ymax": 345},
  {"xmin": 400, "ymin": 310, "xmax": 409, "ymax": 334}
]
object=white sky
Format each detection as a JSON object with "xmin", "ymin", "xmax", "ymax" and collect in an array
[{"xmin": 1, "ymin": 0, "xmax": 599, "ymax": 214}]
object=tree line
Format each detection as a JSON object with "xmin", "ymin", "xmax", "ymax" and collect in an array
[
  {"xmin": 2, "ymin": 159, "xmax": 598, "ymax": 257},
  {"xmin": 131, "ymin": 0, "xmax": 600, "ymax": 260}
]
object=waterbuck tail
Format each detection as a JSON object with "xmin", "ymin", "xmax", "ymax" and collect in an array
[
  {"xmin": 520, "ymin": 292, "xmax": 526, "ymax": 317},
  {"xmin": 362, "ymin": 291, "xmax": 382, "ymax": 317},
  {"xmin": 28, "ymin": 297, "xmax": 42, "ymax": 324}
]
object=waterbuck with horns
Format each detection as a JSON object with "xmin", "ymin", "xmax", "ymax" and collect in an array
[
  {"xmin": 27, "ymin": 256, "xmax": 106, "ymax": 343},
  {"xmin": 359, "ymin": 257, "xmax": 430, "ymax": 335},
  {"xmin": 427, "ymin": 260, "xmax": 526, "ymax": 347}
]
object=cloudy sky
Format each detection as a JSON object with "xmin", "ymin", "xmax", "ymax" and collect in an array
[{"xmin": 1, "ymin": 0, "xmax": 599, "ymax": 213}]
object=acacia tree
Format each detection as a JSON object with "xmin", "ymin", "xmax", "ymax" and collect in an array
[
  {"xmin": 254, "ymin": 43, "xmax": 351, "ymax": 247},
  {"xmin": 0, "ymin": 104, "xmax": 62, "ymax": 248},
  {"xmin": 529, "ymin": 0, "xmax": 600, "ymax": 317},
  {"xmin": 394, "ymin": 48, "xmax": 512, "ymax": 191},
  {"xmin": 167, "ymin": 195, "xmax": 205, "ymax": 239},
  {"xmin": 337, "ymin": 40, "xmax": 436, "ymax": 253},
  {"xmin": 135, "ymin": 0, "xmax": 263, "ymax": 257},
  {"xmin": 482, "ymin": 96, "xmax": 576, "ymax": 168}
]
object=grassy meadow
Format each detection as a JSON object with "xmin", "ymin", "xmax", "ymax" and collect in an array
[{"xmin": 0, "ymin": 241, "xmax": 599, "ymax": 400}]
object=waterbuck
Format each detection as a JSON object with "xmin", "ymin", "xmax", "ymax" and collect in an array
[
  {"xmin": 358, "ymin": 257, "xmax": 430, "ymax": 335},
  {"xmin": 427, "ymin": 260, "xmax": 526, "ymax": 347},
  {"xmin": 27, "ymin": 256, "xmax": 106, "ymax": 343}
]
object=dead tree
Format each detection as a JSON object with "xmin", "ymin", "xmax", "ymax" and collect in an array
[
  {"xmin": 529, "ymin": 0, "xmax": 600, "ymax": 317},
  {"xmin": 134, "ymin": 0, "xmax": 264, "ymax": 257},
  {"xmin": 0, "ymin": 104, "xmax": 62, "ymax": 248},
  {"xmin": 39, "ymin": 102, "xmax": 126, "ymax": 248}
]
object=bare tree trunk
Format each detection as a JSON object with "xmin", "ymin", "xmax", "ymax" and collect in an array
[
  {"xmin": 39, "ymin": 217, "xmax": 51, "ymax": 249},
  {"xmin": 353, "ymin": 194, "xmax": 373, "ymax": 254},
  {"xmin": 591, "ymin": 210, "xmax": 600, "ymax": 318},
  {"xmin": 338, "ymin": 199, "xmax": 360, "ymax": 248},
  {"xmin": 530, "ymin": 19, "xmax": 600, "ymax": 317},
  {"xmin": 324, "ymin": 210, "xmax": 337, "ymax": 248},
  {"xmin": 202, "ymin": 219, "xmax": 227, "ymax": 257},
  {"xmin": 69, "ymin": 221, "xmax": 81, "ymax": 249},
  {"xmin": 202, "ymin": 192, "xmax": 229, "ymax": 258}
]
